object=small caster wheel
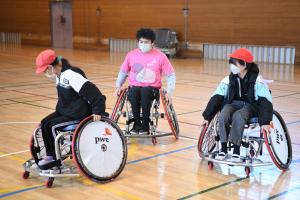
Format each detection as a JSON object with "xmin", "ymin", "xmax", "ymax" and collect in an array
[
  {"xmin": 152, "ymin": 137, "xmax": 157, "ymax": 145},
  {"xmin": 22, "ymin": 171, "xmax": 30, "ymax": 179},
  {"xmin": 250, "ymin": 149, "xmax": 255, "ymax": 157},
  {"xmin": 245, "ymin": 167, "xmax": 251, "ymax": 177},
  {"xmin": 160, "ymin": 113, "xmax": 165, "ymax": 118},
  {"xmin": 45, "ymin": 177, "xmax": 54, "ymax": 188},
  {"xmin": 123, "ymin": 112, "xmax": 127, "ymax": 117},
  {"xmin": 208, "ymin": 161, "xmax": 214, "ymax": 170}
]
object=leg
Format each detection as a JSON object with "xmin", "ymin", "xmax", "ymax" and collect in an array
[
  {"xmin": 128, "ymin": 86, "xmax": 142, "ymax": 132},
  {"xmin": 218, "ymin": 104, "xmax": 239, "ymax": 144},
  {"xmin": 40, "ymin": 112, "xmax": 74, "ymax": 160},
  {"xmin": 140, "ymin": 87, "xmax": 159, "ymax": 133},
  {"xmin": 229, "ymin": 103, "xmax": 257, "ymax": 146}
]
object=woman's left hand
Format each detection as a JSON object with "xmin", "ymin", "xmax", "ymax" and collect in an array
[
  {"xmin": 93, "ymin": 114, "xmax": 101, "ymax": 121},
  {"xmin": 261, "ymin": 124, "xmax": 272, "ymax": 134}
]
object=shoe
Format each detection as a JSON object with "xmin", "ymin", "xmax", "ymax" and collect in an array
[
  {"xmin": 139, "ymin": 123, "xmax": 150, "ymax": 135},
  {"xmin": 130, "ymin": 121, "xmax": 141, "ymax": 134},
  {"xmin": 229, "ymin": 154, "xmax": 242, "ymax": 163},
  {"xmin": 215, "ymin": 152, "xmax": 227, "ymax": 160},
  {"xmin": 38, "ymin": 156, "xmax": 55, "ymax": 166}
]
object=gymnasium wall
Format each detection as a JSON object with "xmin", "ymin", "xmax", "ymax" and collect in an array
[{"xmin": 0, "ymin": 0, "xmax": 300, "ymax": 63}]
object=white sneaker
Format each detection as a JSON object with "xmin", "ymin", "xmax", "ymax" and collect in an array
[
  {"xmin": 229, "ymin": 154, "xmax": 242, "ymax": 163},
  {"xmin": 215, "ymin": 152, "xmax": 227, "ymax": 160},
  {"xmin": 38, "ymin": 156, "xmax": 55, "ymax": 166}
]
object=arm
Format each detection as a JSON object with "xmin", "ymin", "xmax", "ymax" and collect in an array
[
  {"xmin": 116, "ymin": 71, "xmax": 128, "ymax": 88},
  {"xmin": 79, "ymin": 82, "xmax": 106, "ymax": 116},
  {"xmin": 255, "ymin": 82, "xmax": 273, "ymax": 126},
  {"xmin": 202, "ymin": 79, "xmax": 228, "ymax": 121},
  {"xmin": 67, "ymin": 70, "xmax": 106, "ymax": 116},
  {"xmin": 166, "ymin": 72, "xmax": 176, "ymax": 95}
]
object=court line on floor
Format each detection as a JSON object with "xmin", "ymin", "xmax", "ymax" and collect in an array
[
  {"xmin": 0, "ymin": 150, "xmax": 29, "ymax": 158},
  {"xmin": 177, "ymin": 177, "xmax": 249, "ymax": 200},
  {"xmin": 265, "ymin": 186, "xmax": 300, "ymax": 200},
  {"xmin": 178, "ymin": 159, "xmax": 300, "ymax": 200},
  {"xmin": 0, "ymin": 144, "xmax": 197, "ymax": 198}
]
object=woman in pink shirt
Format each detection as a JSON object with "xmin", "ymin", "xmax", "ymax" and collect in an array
[{"xmin": 116, "ymin": 28, "xmax": 176, "ymax": 134}]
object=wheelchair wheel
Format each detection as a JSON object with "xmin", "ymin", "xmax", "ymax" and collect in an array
[
  {"xmin": 160, "ymin": 89, "xmax": 179, "ymax": 139},
  {"xmin": 111, "ymin": 89, "xmax": 127, "ymax": 122},
  {"xmin": 30, "ymin": 127, "xmax": 47, "ymax": 165},
  {"xmin": 198, "ymin": 113, "xmax": 219, "ymax": 158},
  {"xmin": 72, "ymin": 116, "xmax": 127, "ymax": 183},
  {"xmin": 263, "ymin": 110, "xmax": 292, "ymax": 170}
]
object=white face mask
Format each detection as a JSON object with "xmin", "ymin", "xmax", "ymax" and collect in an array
[
  {"xmin": 44, "ymin": 66, "xmax": 56, "ymax": 79},
  {"xmin": 138, "ymin": 43, "xmax": 152, "ymax": 53},
  {"xmin": 230, "ymin": 64, "xmax": 240, "ymax": 74}
]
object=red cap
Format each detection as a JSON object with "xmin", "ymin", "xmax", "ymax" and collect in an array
[
  {"xmin": 35, "ymin": 49, "xmax": 56, "ymax": 74},
  {"xmin": 228, "ymin": 48, "xmax": 254, "ymax": 63}
]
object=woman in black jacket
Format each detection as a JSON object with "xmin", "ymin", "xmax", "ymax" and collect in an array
[
  {"xmin": 202, "ymin": 48, "xmax": 273, "ymax": 162},
  {"xmin": 35, "ymin": 49, "xmax": 107, "ymax": 166}
]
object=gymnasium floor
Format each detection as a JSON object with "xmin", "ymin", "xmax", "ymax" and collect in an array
[{"xmin": 0, "ymin": 44, "xmax": 300, "ymax": 199}]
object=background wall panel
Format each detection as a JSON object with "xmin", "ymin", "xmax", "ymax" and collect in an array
[{"xmin": 0, "ymin": 0, "xmax": 299, "ymax": 62}]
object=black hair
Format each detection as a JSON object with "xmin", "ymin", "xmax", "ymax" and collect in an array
[
  {"xmin": 136, "ymin": 28, "xmax": 156, "ymax": 43},
  {"xmin": 50, "ymin": 57, "xmax": 59, "ymax": 66},
  {"xmin": 229, "ymin": 57, "xmax": 259, "ymax": 73}
]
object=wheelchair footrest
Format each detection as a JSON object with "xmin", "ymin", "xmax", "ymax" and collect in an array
[{"xmin": 205, "ymin": 156, "xmax": 273, "ymax": 167}]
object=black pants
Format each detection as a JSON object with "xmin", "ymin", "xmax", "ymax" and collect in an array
[
  {"xmin": 40, "ymin": 112, "xmax": 80, "ymax": 159},
  {"xmin": 127, "ymin": 86, "xmax": 159, "ymax": 127}
]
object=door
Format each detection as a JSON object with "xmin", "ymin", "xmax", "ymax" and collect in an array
[{"xmin": 51, "ymin": 1, "xmax": 73, "ymax": 48}]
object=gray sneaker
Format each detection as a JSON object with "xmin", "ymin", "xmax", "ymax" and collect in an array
[
  {"xmin": 38, "ymin": 156, "xmax": 55, "ymax": 166},
  {"xmin": 229, "ymin": 154, "xmax": 243, "ymax": 163},
  {"xmin": 215, "ymin": 152, "xmax": 227, "ymax": 160}
]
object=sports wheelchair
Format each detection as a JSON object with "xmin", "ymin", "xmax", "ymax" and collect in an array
[
  {"xmin": 111, "ymin": 88, "xmax": 179, "ymax": 144},
  {"xmin": 198, "ymin": 110, "xmax": 292, "ymax": 176},
  {"xmin": 22, "ymin": 116, "xmax": 127, "ymax": 188}
]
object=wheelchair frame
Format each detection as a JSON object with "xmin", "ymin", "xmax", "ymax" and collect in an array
[
  {"xmin": 111, "ymin": 88, "xmax": 179, "ymax": 144},
  {"xmin": 22, "ymin": 116, "xmax": 127, "ymax": 188},
  {"xmin": 197, "ymin": 110, "xmax": 292, "ymax": 176}
]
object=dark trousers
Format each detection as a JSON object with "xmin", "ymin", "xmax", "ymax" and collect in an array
[
  {"xmin": 218, "ymin": 101, "xmax": 258, "ymax": 146},
  {"xmin": 127, "ymin": 86, "xmax": 159, "ymax": 127},
  {"xmin": 40, "ymin": 112, "xmax": 79, "ymax": 159}
]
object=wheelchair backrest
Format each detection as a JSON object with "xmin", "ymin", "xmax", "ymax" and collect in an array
[{"xmin": 154, "ymin": 28, "xmax": 178, "ymax": 48}]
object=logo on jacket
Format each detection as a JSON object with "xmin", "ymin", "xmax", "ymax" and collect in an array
[{"xmin": 63, "ymin": 78, "xmax": 69, "ymax": 84}]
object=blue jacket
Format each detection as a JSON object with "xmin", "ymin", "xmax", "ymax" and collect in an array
[{"xmin": 202, "ymin": 71, "xmax": 273, "ymax": 125}]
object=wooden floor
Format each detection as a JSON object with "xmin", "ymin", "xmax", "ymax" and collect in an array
[{"xmin": 1, "ymin": 44, "xmax": 300, "ymax": 200}]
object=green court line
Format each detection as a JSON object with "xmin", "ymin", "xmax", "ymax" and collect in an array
[{"xmin": 178, "ymin": 177, "xmax": 248, "ymax": 200}]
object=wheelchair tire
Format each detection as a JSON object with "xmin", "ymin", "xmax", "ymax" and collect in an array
[
  {"xmin": 160, "ymin": 89, "xmax": 179, "ymax": 139},
  {"xmin": 72, "ymin": 116, "xmax": 127, "ymax": 183},
  {"xmin": 111, "ymin": 89, "xmax": 127, "ymax": 123},
  {"xmin": 263, "ymin": 110, "xmax": 292, "ymax": 170},
  {"xmin": 197, "ymin": 113, "xmax": 219, "ymax": 158}
]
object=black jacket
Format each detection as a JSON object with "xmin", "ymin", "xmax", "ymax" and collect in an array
[
  {"xmin": 56, "ymin": 65, "xmax": 106, "ymax": 120},
  {"xmin": 202, "ymin": 71, "xmax": 273, "ymax": 125}
]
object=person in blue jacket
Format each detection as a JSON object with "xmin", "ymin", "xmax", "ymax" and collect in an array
[{"xmin": 202, "ymin": 48, "xmax": 273, "ymax": 162}]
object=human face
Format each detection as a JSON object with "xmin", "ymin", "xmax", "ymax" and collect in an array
[
  {"xmin": 138, "ymin": 38, "xmax": 152, "ymax": 53},
  {"xmin": 44, "ymin": 65, "xmax": 56, "ymax": 79}
]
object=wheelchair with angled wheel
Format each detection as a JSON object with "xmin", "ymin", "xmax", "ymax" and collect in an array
[
  {"xmin": 22, "ymin": 116, "xmax": 127, "ymax": 188},
  {"xmin": 111, "ymin": 88, "xmax": 179, "ymax": 144},
  {"xmin": 198, "ymin": 110, "xmax": 292, "ymax": 176}
]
